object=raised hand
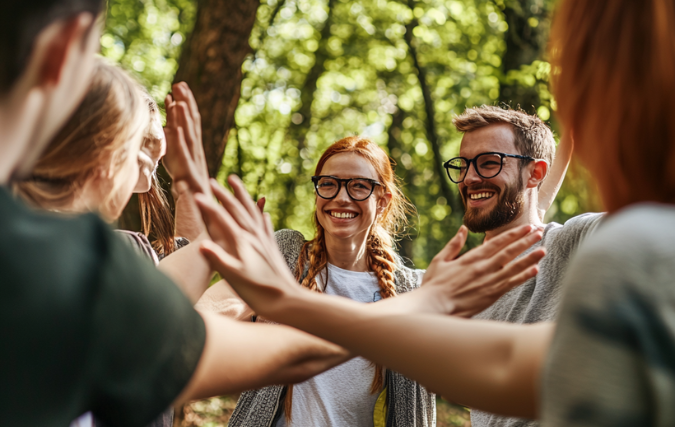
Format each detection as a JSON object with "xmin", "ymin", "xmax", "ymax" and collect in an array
[
  {"xmin": 420, "ymin": 225, "xmax": 545, "ymax": 317},
  {"xmin": 195, "ymin": 176, "xmax": 300, "ymax": 318},
  {"xmin": 163, "ymin": 82, "xmax": 211, "ymax": 198}
]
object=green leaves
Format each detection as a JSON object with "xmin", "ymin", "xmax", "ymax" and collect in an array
[{"xmin": 105, "ymin": 0, "xmax": 600, "ymax": 268}]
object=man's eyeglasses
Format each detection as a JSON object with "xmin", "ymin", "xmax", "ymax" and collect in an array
[
  {"xmin": 311, "ymin": 175, "xmax": 381, "ymax": 201},
  {"xmin": 443, "ymin": 152, "xmax": 535, "ymax": 184}
]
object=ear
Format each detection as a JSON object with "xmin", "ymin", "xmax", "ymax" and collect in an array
[
  {"xmin": 38, "ymin": 14, "xmax": 95, "ymax": 88},
  {"xmin": 377, "ymin": 191, "xmax": 392, "ymax": 215},
  {"xmin": 525, "ymin": 160, "xmax": 549, "ymax": 189}
]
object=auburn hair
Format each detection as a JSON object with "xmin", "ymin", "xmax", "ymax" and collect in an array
[
  {"xmin": 285, "ymin": 136, "xmax": 415, "ymax": 421},
  {"xmin": 550, "ymin": 0, "xmax": 675, "ymax": 211}
]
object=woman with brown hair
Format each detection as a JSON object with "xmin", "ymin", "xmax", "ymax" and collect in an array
[
  {"xmin": 193, "ymin": 0, "xmax": 675, "ymax": 425},
  {"xmin": 16, "ymin": 58, "xmax": 212, "ymax": 427}
]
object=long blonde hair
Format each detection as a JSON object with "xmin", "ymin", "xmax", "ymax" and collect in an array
[
  {"xmin": 15, "ymin": 58, "xmax": 148, "ymax": 221},
  {"xmin": 285, "ymin": 136, "xmax": 415, "ymax": 420}
]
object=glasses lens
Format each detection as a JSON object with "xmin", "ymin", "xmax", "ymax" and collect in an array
[
  {"xmin": 315, "ymin": 177, "xmax": 339, "ymax": 198},
  {"xmin": 476, "ymin": 154, "xmax": 503, "ymax": 179},
  {"xmin": 347, "ymin": 179, "xmax": 375, "ymax": 200},
  {"xmin": 447, "ymin": 158, "xmax": 467, "ymax": 183}
]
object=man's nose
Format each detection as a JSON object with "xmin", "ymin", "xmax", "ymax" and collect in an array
[{"xmin": 464, "ymin": 162, "xmax": 483, "ymax": 186}]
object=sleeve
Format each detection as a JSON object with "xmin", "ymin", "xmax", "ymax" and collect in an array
[
  {"xmin": 274, "ymin": 229, "xmax": 306, "ymax": 276},
  {"xmin": 87, "ymin": 228, "xmax": 206, "ymax": 427},
  {"xmin": 541, "ymin": 221, "xmax": 675, "ymax": 427}
]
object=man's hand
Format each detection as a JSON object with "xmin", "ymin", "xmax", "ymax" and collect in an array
[
  {"xmin": 420, "ymin": 225, "xmax": 545, "ymax": 317},
  {"xmin": 163, "ymin": 82, "xmax": 211, "ymax": 198}
]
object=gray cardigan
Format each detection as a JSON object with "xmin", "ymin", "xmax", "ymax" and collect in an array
[{"xmin": 228, "ymin": 229, "xmax": 436, "ymax": 427}]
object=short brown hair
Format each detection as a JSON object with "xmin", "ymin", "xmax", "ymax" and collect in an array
[
  {"xmin": 551, "ymin": 0, "xmax": 675, "ymax": 211},
  {"xmin": 453, "ymin": 106, "xmax": 556, "ymax": 172}
]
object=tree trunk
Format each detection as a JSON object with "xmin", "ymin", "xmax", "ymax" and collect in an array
[
  {"xmin": 174, "ymin": 0, "xmax": 261, "ymax": 178},
  {"xmin": 404, "ymin": 2, "xmax": 463, "ymax": 216},
  {"xmin": 498, "ymin": 0, "xmax": 551, "ymax": 112},
  {"xmin": 278, "ymin": 0, "xmax": 335, "ymax": 228}
]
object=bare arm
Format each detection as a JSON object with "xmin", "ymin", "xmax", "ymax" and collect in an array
[
  {"xmin": 175, "ymin": 311, "xmax": 351, "ymax": 403},
  {"xmin": 190, "ymin": 176, "xmax": 554, "ymax": 418},
  {"xmin": 275, "ymin": 292, "xmax": 553, "ymax": 418},
  {"xmin": 156, "ymin": 231, "xmax": 212, "ymax": 303},
  {"xmin": 194, "ymin": 279, "xmax": 253, "ymax": 321},
  {"xmin": 537, "ymin": 133, "xmax": 574, "ymax": 220}
]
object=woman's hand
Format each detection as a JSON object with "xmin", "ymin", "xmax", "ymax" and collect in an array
[
  {"xmin": 163, "ymin": 82, "xmax": 211, "ymax": 198},
  {"xmin": 420, "ymin": 225, "xmax": 546, "ymax": 317},
  {"xmin": 195, "ymin": 176, "xmax": 302, "ymax": 319}
]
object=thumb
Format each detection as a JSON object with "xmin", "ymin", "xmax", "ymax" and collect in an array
[
  {"xmin": 441, "ymin": 225, "xmax": 468, "ymax": 261},
  {"xmin": 199, "ymin": 240, "xmax": 240, "ymax": 276}
]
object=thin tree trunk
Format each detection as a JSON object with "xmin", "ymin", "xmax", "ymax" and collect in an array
[
  {"xmin": 404, "ymin": 1, "xmax": 463, "ymax": 216},
  {"xmin": 174, "ymin": 0, "xmax": 261, "ymax": 178},
  {"xmin": 386, "ymin": 108, "xmax": 416, "ymax": 265},
  {"xmin": 497, "ymin": 0, "xmax": 550, "ymax": 111},
  {"xmin": 278, "ymin": 0, "xmax": 335, "ymax": 228}
]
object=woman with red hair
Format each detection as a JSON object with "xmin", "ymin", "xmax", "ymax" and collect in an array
[{"xmin": 228, "ymin": 136, "xmax": 435, "ymax": 427}]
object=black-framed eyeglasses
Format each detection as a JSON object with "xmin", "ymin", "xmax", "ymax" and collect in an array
[
  {"xmin": 311, "ymin": 175, "xmax": 382, "ymax": 201},
  {"xmin": 443, "ymin": 152, "xmax": 535, "ymax": 184}
]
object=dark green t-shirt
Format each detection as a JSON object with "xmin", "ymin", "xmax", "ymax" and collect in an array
[{"xmin": 0, "ymin": 188, "xmax": 206, "ymax": 427}]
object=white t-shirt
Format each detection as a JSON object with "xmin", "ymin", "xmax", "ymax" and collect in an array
[{"xmin": 276, "ymin": 263, "xmax": 385, "ymax": 427}]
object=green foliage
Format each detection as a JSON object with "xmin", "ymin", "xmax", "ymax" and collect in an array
[
  {"xmin": 104, "ymin": 0, "xmax": 599, "ymax": 269},
  {"xmin": 102, "ymin": 0, "xmax": 196, "ymax": 101}
]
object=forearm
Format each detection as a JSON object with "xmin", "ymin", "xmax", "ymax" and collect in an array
[
  {"xmin": 174, "ymin": 192, "xmax": 205, "ymax": 242},
  {"xmin": 176, "ymin": 312, "xmax": 351, "ymax": 403},
  {"xmin": 538, "ymin": 133, "xmax": 574, "ymax": 218},
  {"xmin": 273, "ymin": 290, "xmax": 553, "ymax": 418},
  {"xmin": 158, "ymin": 232, "xmax": 213, "ymax": 303},
  {"xmin": 194, "ymin": 279, "xmax": 254, "ymax": 321}
]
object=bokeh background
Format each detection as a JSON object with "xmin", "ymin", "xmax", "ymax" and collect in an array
[{"xmin": 105, "ymin": 0, "xmax": 601, "ymax": 424}]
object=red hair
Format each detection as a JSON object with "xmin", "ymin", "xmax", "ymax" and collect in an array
[{"xmin": 551, "ymin": 0, "xmax": 675, "ymax": 211}]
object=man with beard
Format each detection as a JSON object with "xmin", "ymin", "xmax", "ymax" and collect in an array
[{"xmin": 445, "ymin": 106, "xmax": 603, "ymax": 427}]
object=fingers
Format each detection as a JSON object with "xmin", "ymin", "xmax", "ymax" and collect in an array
[
  {"xmin": 263, "ymin": 212, "xmax": 274, "ymax": 239},
  {"xmin": 209, "ymin": 179, "xmax": 260, "ymax": 233},
  {"xmin": 257, "ymin": 197, "xmax": 266, "ymax": 213},
  {"xmin": 199, "ymin": 240, "xmax": 241, "ymax": 278},
  {"xmin": 484, "ymin": 248, "xmax": 546, "ymax": 293},
  {"xmin": 228, "ymin": 175, "xmax": 265, "ymax": 223},
  {"xmin": 439, "ymin": 225, "xmax": 468, "ymax": 262},
  {"xmin": 462, "ymin": 224, "xmax": 538, "ymax": 263},
  {"xmin": 194, "ymin": 192, "xmax": 239, "ymax": 250},
  {"xmin": 173, "ymin": 82, "xmax": 202, "ymax": 138},
  {"xmin": 482, "ymin": 230, "xmax": 543, "ymax": 273},
  {"xmin": 176, "ymin": 101, "xmax": 199, "ymax": 158}
]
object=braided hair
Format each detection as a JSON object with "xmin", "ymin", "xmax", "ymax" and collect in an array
[{"xmin": 284, "ymin": 136, "xmax": 415, "ymax": 421}]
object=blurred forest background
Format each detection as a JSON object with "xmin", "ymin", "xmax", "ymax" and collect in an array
[{"xmin": 105, "ymin": 0, "xmax": 600, "ymax": 425}]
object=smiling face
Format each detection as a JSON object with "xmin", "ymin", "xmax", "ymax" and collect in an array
[
  {"xmin": 458, "ymin": 123, "xmax": 526, "ymax": 233},
  {"xmin": 315, "ymin": 152, "xmax": 390, "ymax": 244}
]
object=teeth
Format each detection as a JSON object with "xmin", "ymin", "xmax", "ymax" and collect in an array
[
  {"xmin": 331, "ymin": 211, "xmax": 356, "ymax": 219},
  {"xmin": 470, "ymin": 192, "xmax": 494, "ymax": 200}
]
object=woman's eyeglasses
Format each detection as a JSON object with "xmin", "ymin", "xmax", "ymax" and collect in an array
[
  {"xmin": 311, "ymin": 175, "xmax": 381, "ymax": 201},
  {"xmin": 443, "ymin": 152, "xmax": 535, "ymax": 184}
]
